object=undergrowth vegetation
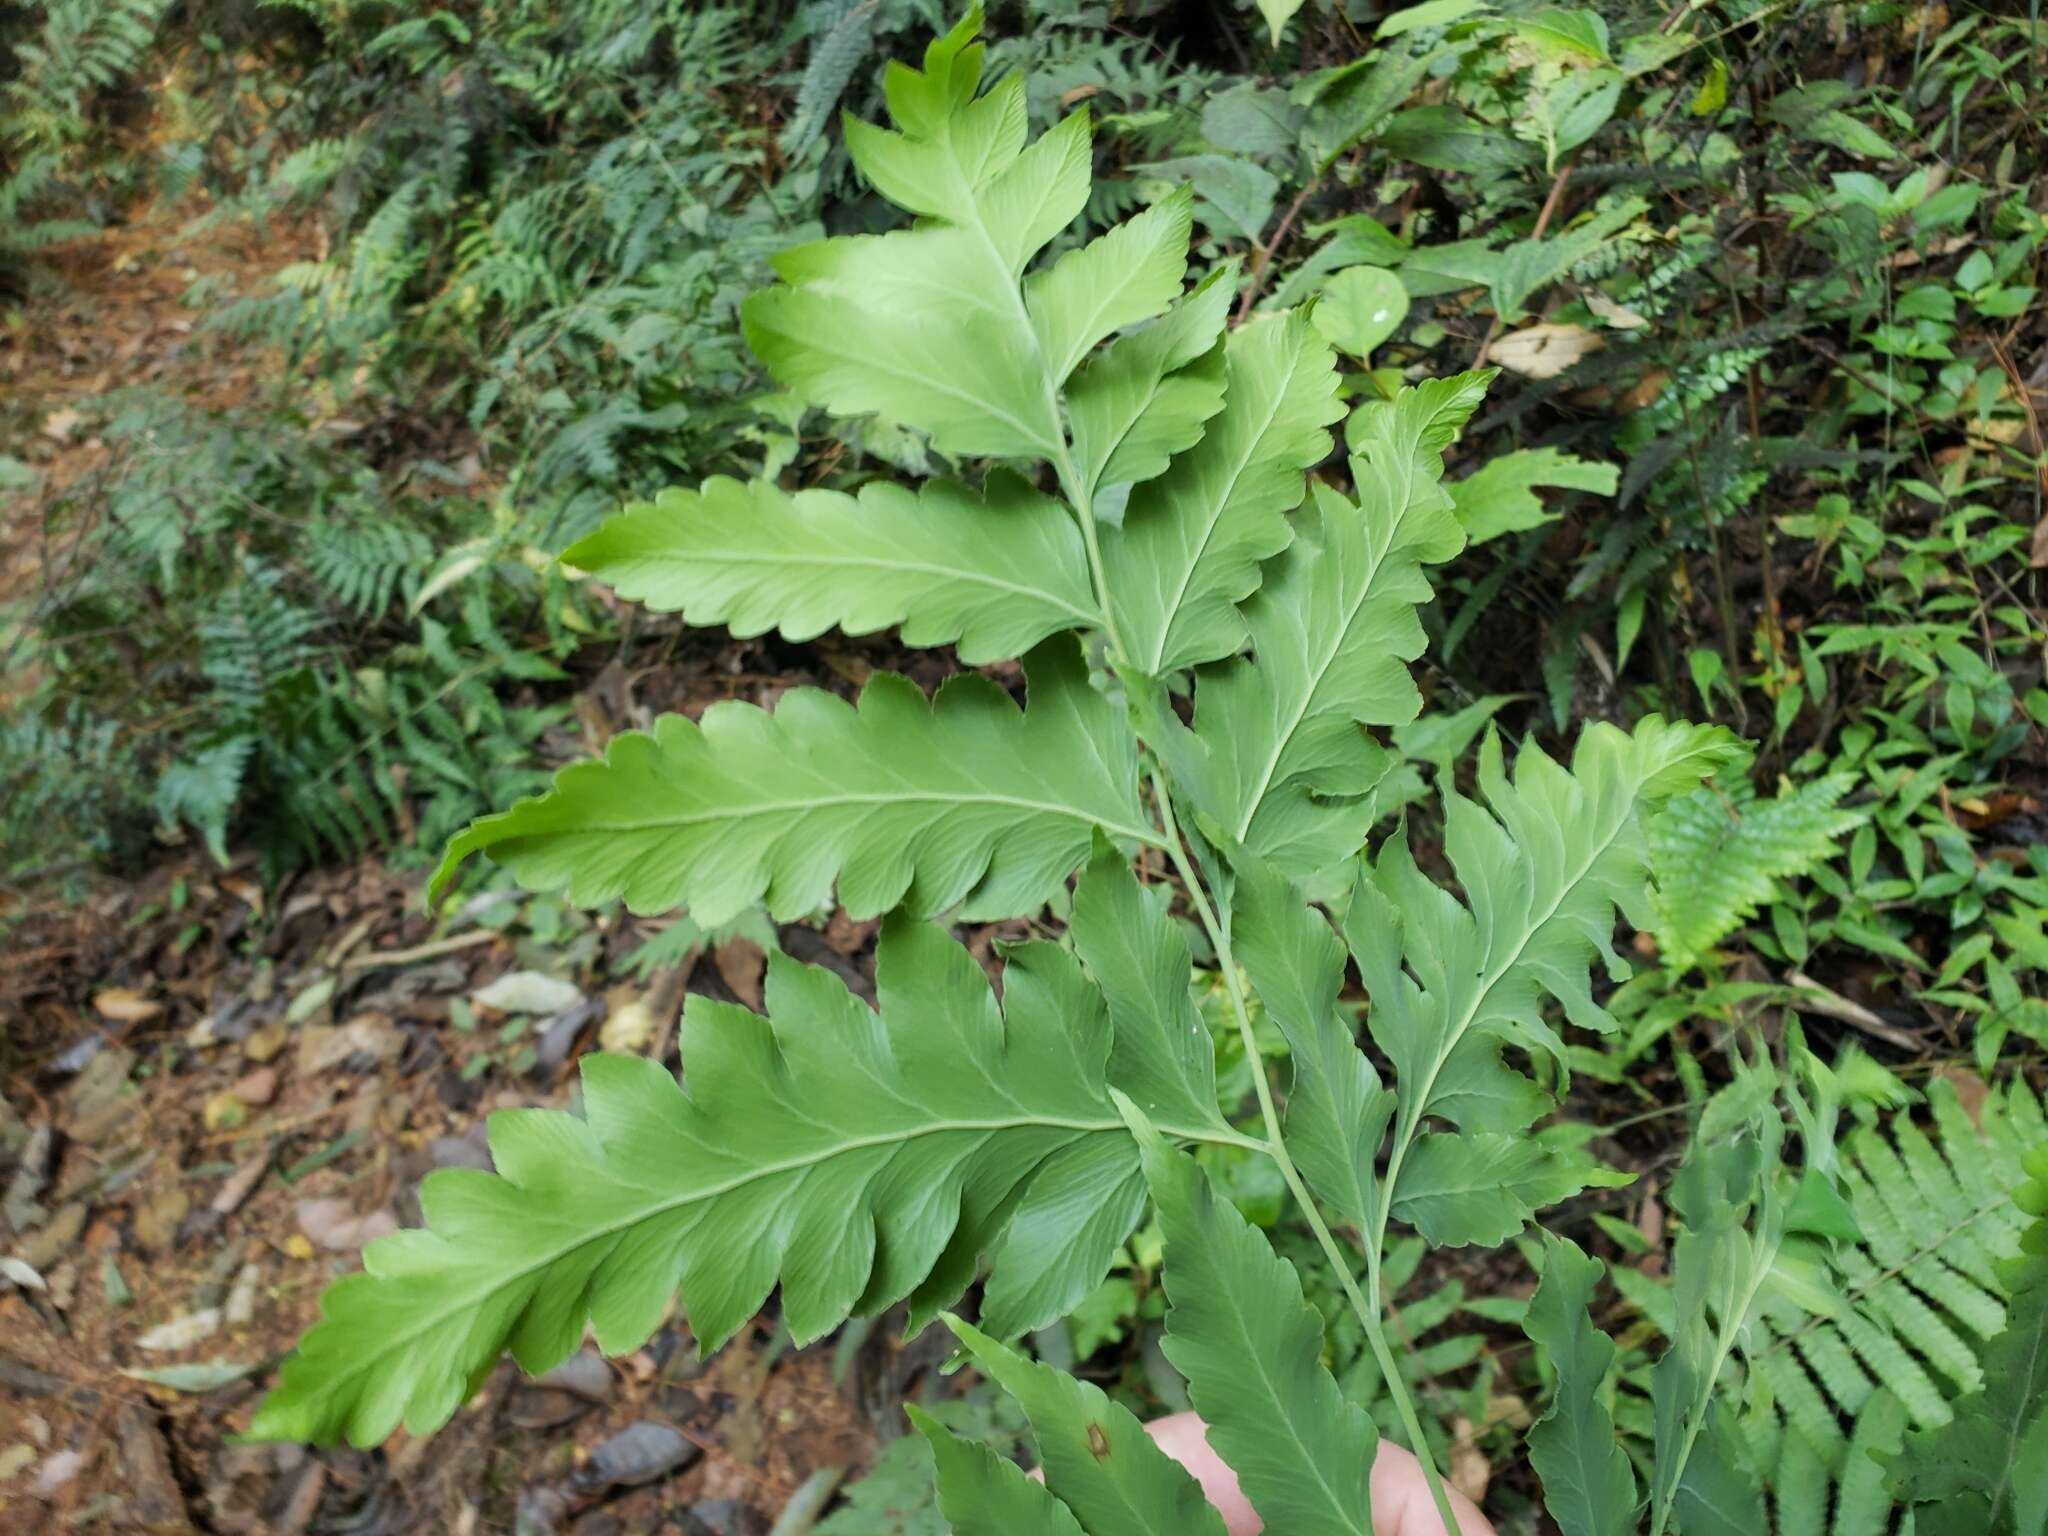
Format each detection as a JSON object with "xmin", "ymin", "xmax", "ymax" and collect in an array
[{"xmin": 3, "ymin": 0, "xmax": 2046, "ymax": 1530}]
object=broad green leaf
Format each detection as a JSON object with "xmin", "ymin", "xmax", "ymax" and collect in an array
[
  {"xmin": 1489, "ymin": 199, "xmax": 1647, "ymax": 322},
  {"xmin": 248, "ymin": 921, "xmax": 1209, "ymax": 1446},
  {"xmin": 431, "ymin": 637, "xmax": 1155, "ymax": 926},
  {"xmin": 1310, "ymin": 265, "xmax": 1408, "ymax": 359},
  {"xmin": 1524, "ymin": 1235, "xmax": 1638, "ymax": 1536},
  {"xmin": 1257, "ymin": 0, "xmax": 1307, "ymax": 44},
  {"xmin": 1068, "ymin": 266, "xmax": 1234, "ymax": 511},
  {"xmin": 1070, "ymin": 844, "xmax": 1230, "ymax": 1136},
  {"xmin": 1027, "ymin": 187, "xmax": 1194, "ymax": 384},
  {"xmin": 1145, "ymin": 154, "xmax": 1279, "ymax": 244},
  {"xmin": 1231, "ymin": 856, "xmax": 1390, "ymax": 1230},
  {"xmin": 1130, "ymin": 1106, "xmax": 1379, "ymax": 1536},
  {"xmin": 1103, "ymin": 311, "xmax": 1343, "ymax": 675},
  {"xmin": 942, "ymin": 1316, "xmax": 1229, "ymax": 1536},
  {"xmin": 1379, "ymin": 0, "xmax": 1491, "ymax": 36},
  {"xmin": 564, "ymin": 473, "xmax": 1096, "ymax": 666},
  {"xmin": 1184, "ymin": 374, "xmax": 1485, "ymax": 875},
  {"xmin": 912, "ymin": 1405, "xmax": 1088, "ymax": 1536},
  {"xmin": 1391, "ymin": 1131, "xmax": 1629, "ymax": 1246},
  {"xmin": 1449, "ymin": 446, "xmax": 1617, "ymax": 546}
]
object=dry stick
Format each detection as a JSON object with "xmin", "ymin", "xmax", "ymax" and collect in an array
[
  {"xmin": 1471, "ymin": 160, "xmax": 1574, "ymax": 369},
  {"xmin": 1234, "ymin": 177, "xmax": 1322, "ymax": 325}
]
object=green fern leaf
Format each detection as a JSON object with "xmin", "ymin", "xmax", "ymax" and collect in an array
[
  {"xmin": 1650, "ymin": 774, "xmax": 1865, "ymax": 970},
  {"xmin": 1351, "ymin": 717, "xmax": 1741, "ymax": 1144},
  {"xmin": 430, "ymin": 638, "xmax": 1157, "ymax": 924},
  {"xmin": 247, "ymin": 919, "xmax": 1239, "ymax": 1446},
  {"xmin": 1067, "ymin": 266, "xmax": 1234, "ymax": 509},
  {"xmin": 1232, "ymin": 856, "xmax": 1391, "ymax": 1231},
  {"xmin": 941, "ymin": 1315, "xmax": 1230, "ymax": 1536},
  {"xmin": 1182, "ymin": 373, "xmax": 1488, "ymax": 874},
  {"xmin": 1129, "ymin": 1104, "xmax": 1379, "ymax": 1536},
  {"xmin": 1525, "ymin": 1235, "xmax": 1639, "ymax": 1536},
  {"xmin": 1102, "ymin": 311, "xmax": 1344, "ymax": 675},
  {"xmin": 562, "ymin": 473, "xmax": 1097, "ymax": 665},
  {"xmin": 912, "ymin": 1405, "xmax": 1087, "ymax": 1536}
]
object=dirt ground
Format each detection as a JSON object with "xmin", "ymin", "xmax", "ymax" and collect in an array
[{"xmin": 0, "ymin": 203, "xmax": 964, "ymax": 1536}]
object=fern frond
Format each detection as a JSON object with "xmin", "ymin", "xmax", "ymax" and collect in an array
[
  {"xmin": 1650, "ymin": 774, "xmax": 1865, "ymax": 970},
  {"xmin": 248, "ymin": 913, "xmax": 1252, "ymax": 1446}
]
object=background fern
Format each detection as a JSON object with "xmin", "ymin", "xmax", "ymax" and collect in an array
[
  {"xmin": 1606, "ymin": 1076, "xmax": 2045, "ymax": 1536},
  {"xmin": 1650, "ymin": 774, "xmax": 1867, "ymax": 971}
]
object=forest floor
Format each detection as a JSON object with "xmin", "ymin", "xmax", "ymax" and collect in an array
[{"xmin": 0, "ymin": 203, "xmax": 957, "ymax": 1536}]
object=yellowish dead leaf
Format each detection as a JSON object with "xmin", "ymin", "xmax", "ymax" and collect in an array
[
  {"xmin": 1491, "ymin": 323, "xmax": 1604, "ymax": 379},
  {"xmin": 94, "ymin": 987, "xmax": 163, "ymax": 1025}
]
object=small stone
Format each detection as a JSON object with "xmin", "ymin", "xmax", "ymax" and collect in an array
[
  {"xmin": 233, "ymin": 1068, "xmax": 278, "ymax": 1106},
  {"xmin": 203, "ymin": 1091, "xmax": 248, "ymax": 1133},
  {"xmin": 242, "ymin": 1023, "xmax": 288, "ymax": 1064},
  {"xmin": 427, "ymin": 1130, "xmax": 493, "ymax": 1172},
  {"xmin": 573, "ymin": 1421, "xmax": 698, "ymax": 1492},
  {"xmin": 504, "ymin": 1387, "xmax": 589, "ymax": 1430},
  {"xmin": 294, "ymin": 1196, "xmax": 397, "ymax": 1252},
  {"xmin": 134, "ymin": 1186, "xmax": 190, "ymax": 1255},
  {"xmin": 297, "ymin": 1013, "xmax": 404, "ymax": 1076},
  {"xmin": 538, "ymin": 1350, "xmax": 612, "ymax": 1403},
  {"xmin": 515, "ymin": 1485, "xmax": 568, "ymax": 1536}
]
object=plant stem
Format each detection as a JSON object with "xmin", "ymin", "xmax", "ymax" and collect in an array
[{"xmin": 1145, "ymin": 768, "xmax": 1466, "ymax": 1536}]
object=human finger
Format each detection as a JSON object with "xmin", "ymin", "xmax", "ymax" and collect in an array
[{"xmin": 1140, "ymin": 1411, "xmax": 1497, "ymax": 1536}]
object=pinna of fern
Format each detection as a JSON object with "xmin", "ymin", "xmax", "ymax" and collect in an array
[{"xmin": 251, "ymin": 13, "xmax": 1757, "ymax": 1536}]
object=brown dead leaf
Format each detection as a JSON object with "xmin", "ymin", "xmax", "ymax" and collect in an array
[
  {"xmin": 1931, "ymin": 1064, "xmax": 1989, "ymax": 1128},
  {"xmin": 2032, "ymin": 514, "xmax": 2048, "ymax": 569},
  {"xmin": 714, "ymin": 937, "xmax": 766, "ymax": 1012},
  {"xmin": 295, "ymin": 1197, "xmax": 398, "ymax": 1252},
  {"xmin": 1491, "ymin": 322, "xmax": 1603, "ymax": 379},
  {"xmin": 93, "ymin": 987, "xmax": 163, "ymax": 1025},
  {"xmin": 41, "ymin": 408, "xmax": 82, "ymax": 443}
]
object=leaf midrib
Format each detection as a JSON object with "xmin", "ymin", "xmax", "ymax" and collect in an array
[
  {"xmin": 1229, "ymin": 453, "xmax": 1419, "ymax": 842},
  {"xmin": 1136, "ymin": 363, "xmax": 1298, "ymax": 675},
  {"xmin": 518, "ymin": 790, "xmax": 1166, "ymax": 848},
  {"xmin": 620, "ymin": 549, "xmax": 1095, "ymax": 616}
]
